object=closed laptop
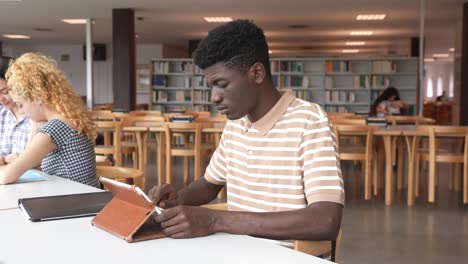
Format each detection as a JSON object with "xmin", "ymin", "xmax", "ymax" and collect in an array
[{"xmin": 18, "ymin": 192, "xmax": 113, "ymax": 222}]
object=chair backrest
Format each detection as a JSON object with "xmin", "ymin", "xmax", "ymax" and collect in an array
[
  {"xmin": 128, "ymin": 110, "xmax": 162, "ymax": 116},
  {"xmin": 164, "ymin": 122, "xmax": 202, "ymax": 155},
  {"xmin": 94, "ymin": 121, "xmax": 122, "ymax": 166},
  {"xmin": 121, "ymin": 115, "xmax": 164, "ymax": 127},
  {"xmin": 333, "ymin": 124, "xmax": 374, "ymax": 161},
  {"xmin": 386, "ymin": 115, "xmax": 435, "ymax": 125},
  {"xmin": 96, "ymin": 166, "xmax": 145, "ymax": 190},
  {"xmin": 90, "ymin": 110, "xmax": 116, "ymax": 121},
  {"xmin": 331, "ymin": 119, "xmax": 366, "ymax": 125}
]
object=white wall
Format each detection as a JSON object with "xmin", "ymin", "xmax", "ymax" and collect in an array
[{"xmin": 2, "ymin": 43, "xmax": 162, "ymax": 105}]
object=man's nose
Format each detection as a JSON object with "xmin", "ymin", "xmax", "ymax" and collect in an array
[{"xmin": 211, "ymin": 87, "xmax": 222, "ymax": 104}]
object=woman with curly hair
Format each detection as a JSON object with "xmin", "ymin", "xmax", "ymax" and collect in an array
[{"xmin": 0, "ymin": 53, "xmax": 99, "ymax": 187}]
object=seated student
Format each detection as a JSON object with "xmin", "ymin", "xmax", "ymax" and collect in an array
[
  {"xmin": 0, "ymin": 53, "xmax": 99, "ymax": 187},
  {"xmin": 371, "ymin": 86, "xmax": 409, "ymax": 117},
  {"xmin": 148, "ymin": 20, "xmax": 344, "ymax": 246},
  {"xmin": 0, "ymin": 56, "xmax": 31, "ymax": 165}
]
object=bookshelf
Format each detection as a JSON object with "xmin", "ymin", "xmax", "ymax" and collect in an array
[
  {"xmin": 271, "ymin": 57, "xmax": 418, "ymax": 114},
  {"xmin": 150, "ymin": 59, "xmax": 213, "ymax": 112},
  {"xmin": 136, "ymin": 64, "xmax": 151, "ymax": 107},
  {"xmin": 151, "ymin": 57, "xmax": 418, "ymax": 114}
]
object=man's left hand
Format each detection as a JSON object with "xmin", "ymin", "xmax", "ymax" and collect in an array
[{"xmin": 153, "ymin": 205, "xmax": 217, "ymax": 238}]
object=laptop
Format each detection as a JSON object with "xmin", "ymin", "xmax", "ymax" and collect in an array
[{"xmin": 18, "ymin": 192, "xmax": 113, "ymax": 222}]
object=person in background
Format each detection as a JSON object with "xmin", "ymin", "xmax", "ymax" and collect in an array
[
  {"xmin": 0, "ymin": 53, "xmax": 99, "ymax": 187},
  {"xmin": 371, "ymin": 86, "xmax": 409, "ymax": 117},
  {"xmin": 436, "ymin": 91, "xmax": 448, "ymax": 102},
  {"xmin": 148, "ymin": 20, "xmax": 343, "ymax": 248},
  {"xmin": 0, "ymin": 56, "xmax": 31, "ymax": 165}
]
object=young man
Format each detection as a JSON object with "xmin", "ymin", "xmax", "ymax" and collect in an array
[
  {"xmin": 149, "ymin": 20, "xmax": 344, "ymax": 244},
  {"xmin": 0, "ymin": 56, "xmax": 31, "ymax": 165}
]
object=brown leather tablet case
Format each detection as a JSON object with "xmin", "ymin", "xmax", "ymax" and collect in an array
[{"xmin": 91, "ymin": 177, "xmax": 166, "ymax": 242}]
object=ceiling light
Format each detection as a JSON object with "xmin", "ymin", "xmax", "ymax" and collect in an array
[
  {"xmin": 449, "ymin": 48, "xmax": 455, "ymax": 52},
  {"xmin": 356, "ymin": 14, "xmax": 387, "ymax": 20},
  {"xmin": 346, "ymin": 41, "xmax": 365, "ymax": 46},
  {"xmin": 61, "ymin": 19, "xmax": 87, "ymax": 24},
  {"xmin": 350, "ymin": 31, "xmax": 373, "ymax": 36},
  {"xmin": 433, "ymin": 54, "xmax": 449, "ymax": 58},
  {"xmin": 342, "ymin": 49, "xmax": 359, "ymax": 53},
  {"xmin": 268, "ymin": 50, "xmax": 272, "ymax": 54},
  {"xmin": 204, "ymin": 17, "xmax": 233, "ymax": 23},
  {"xmin": 424, "ymin": 58, "xmax": 435, "ymax": 62},
  {"xmin": 2, "ymin": 34, "xmax": 30, "ymax": 39}
]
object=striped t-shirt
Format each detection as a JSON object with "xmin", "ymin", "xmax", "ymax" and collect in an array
[{"xmin": 205, "ymin": 91, "xmax": 344, "ymax": 212}]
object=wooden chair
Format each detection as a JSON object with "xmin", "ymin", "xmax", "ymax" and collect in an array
[
  {"xmin": 121, "ymin": 115, "xmax": 165, "ymax": 170},
  {"xmin": 96, "ymin": 165, "xmax": 145, "ymax": 190},
  {"xmin": 164, "ymin": 122, "xmax": 212, "ymax": 186},
  {"xmin": 334, "ymin": 124, "xmax": 374, "ymax": 200},
  {"xmin": 90, "ymin": 110, "xmax": 116, "ymax": 121},
  {"xmin": 128, "ymin": 110, "xmax": 162, "ymax": 116},
  {"xmin": 94, "ymin": 121, "xmax": 122, "ymax": 166},
  {"xmin": 95, "ymin": 155, "xmax": 112, "ymax": 166},
  {"xmin": 94, "ymin": 121, "xmax": 137, "ymax": 168},
  {"xmin": 385, "ymin": 116, "xmax": 435, "ymax": 191},
  {"xmin": 202, "ymin": 203, "xmax": 342, "ymax": 261},
  {"xmin": 414, "ymin": 125, "xmax": 468, "ymax": 203},
  {"xmin": 331, "ymin": 119, "xmax": 366, "ymax": 125}
]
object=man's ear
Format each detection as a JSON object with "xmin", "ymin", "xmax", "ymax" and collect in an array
[{"xmin": 250, "ymin": 62, "xmax": 266, "ymax": 84}]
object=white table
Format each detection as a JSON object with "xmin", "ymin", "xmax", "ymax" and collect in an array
[
  {"xmin": 0, "ymin": 175, "xmax": 101, "ymax": 210},
  {"xmin": 0, "ymin": 209, "xmax": 330, "ymax": 264}
]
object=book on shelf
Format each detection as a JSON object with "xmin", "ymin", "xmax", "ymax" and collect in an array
[
  {"xmin": 372, "ymin": 60, "xmax": 396, "ymax": 73},
  {"xmin": 325, "ymin": 61, "xmax": 352, "ymax": 73},
  {"xmin": 371, "ymin": 76, "xmax": 390, "ymax": 88},
  {"xmin": 152, "ymin": 61, "xmax": 170, "ymax": 74},
  {"xmin": 326, "ymin": 91, "xmax": 355, "ymax": 103},
  {"xmin": 151, "ymin": 75, "xmax": 167, "ymax": 87},
  {"xmin": 153, "ymin": 90, "xmax": 168, "ymax": 102},
  {"xmin": 353, "ymin": 76, "xmax": 370, "ymax": 89}
]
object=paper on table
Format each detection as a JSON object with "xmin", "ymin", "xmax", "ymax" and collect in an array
[{"xmin": 16, "ymin": 170, "xmax": 48, "ymax": 183}]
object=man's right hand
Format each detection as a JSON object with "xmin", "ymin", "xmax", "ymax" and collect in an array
[{"xmin": 148, "ymin": 184, "xmax": 179, "ymax": 208}]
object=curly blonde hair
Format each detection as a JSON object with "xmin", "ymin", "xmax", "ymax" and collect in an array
[{"xmin": 6, "ymin": 53, "xmax": 96, "ymax": 140}]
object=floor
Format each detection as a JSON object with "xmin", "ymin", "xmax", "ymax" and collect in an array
[{"xmin": 138, "ymin": 151, "xmax": 468, "ymax": 264}]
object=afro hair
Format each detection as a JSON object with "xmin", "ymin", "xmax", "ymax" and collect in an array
[{"xmin": 193, "ymin": 19, "xmax": 271, "ymax": 79}]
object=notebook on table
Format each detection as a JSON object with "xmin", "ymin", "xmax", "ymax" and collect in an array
[
  {"xmin": 18, "ymin": 192, "xmax": 113, "ymax": 222},
  {"xmin": 16, "ymin": 169, "xmax": 49, "ymax": 183},
  {"xmin": 91, "ymin": 177, "xmax": 166, "ymax": 243}
]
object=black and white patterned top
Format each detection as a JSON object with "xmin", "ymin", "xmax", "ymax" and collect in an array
[{"xmin": 38, "ymin": 119, "xmax": 99, "ymax": 188}]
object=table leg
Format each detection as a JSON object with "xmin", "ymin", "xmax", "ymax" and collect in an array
[{"xmin": 382, "ymin": 135, "xmax": 393, "ymax": 205}]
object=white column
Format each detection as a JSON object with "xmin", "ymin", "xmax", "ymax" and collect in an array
[
  {"xmin": 419, "ymin": 0, "xmax": 425, "ymax": 115},
  {"xmin": 86, "ymin": 18, "xmax": 93, "ymax": 110}
]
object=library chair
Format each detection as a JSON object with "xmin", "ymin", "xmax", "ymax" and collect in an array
[
  {"xmin": 92, "ymin": 104, "xmax": 113, "ymax": 111},
  {"xmin": 202, "ymin": 203, "xmax": 342, "ymax": 262},
  {"xmin": 413, "ymin": 125, "xmax": 468, "ymax": 204},
  {"xmin": 333, "ymin": 124, "xmax": 375, "ymax": 200},
  {"xmin": 94, "ymin": 121, "xmax": 137, "ymax": 168},
  {"xmin": 96, "ymin": 165, "xmax": 145, "ymax": 190},
  {"xmin": 128, "ymin": 110, "xmax": 162, "ymax": 116},
  {"xmin": 384, "ymin": 116, "xmax": 435, "ymax": 191},
  {"xmin": 95, "ymin": 155, "xmax": 112, "ymax": 166},
  {"xmin": 330, "ymin": 119, "xmax": 366, "ymax": 126},
  {"xmin": 164, "ymin": 122, "xmax": 212, "ymax": 186},
  {"xmin": 121, "ymin": 115, "xmax": 165, "ymax": 170}
]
